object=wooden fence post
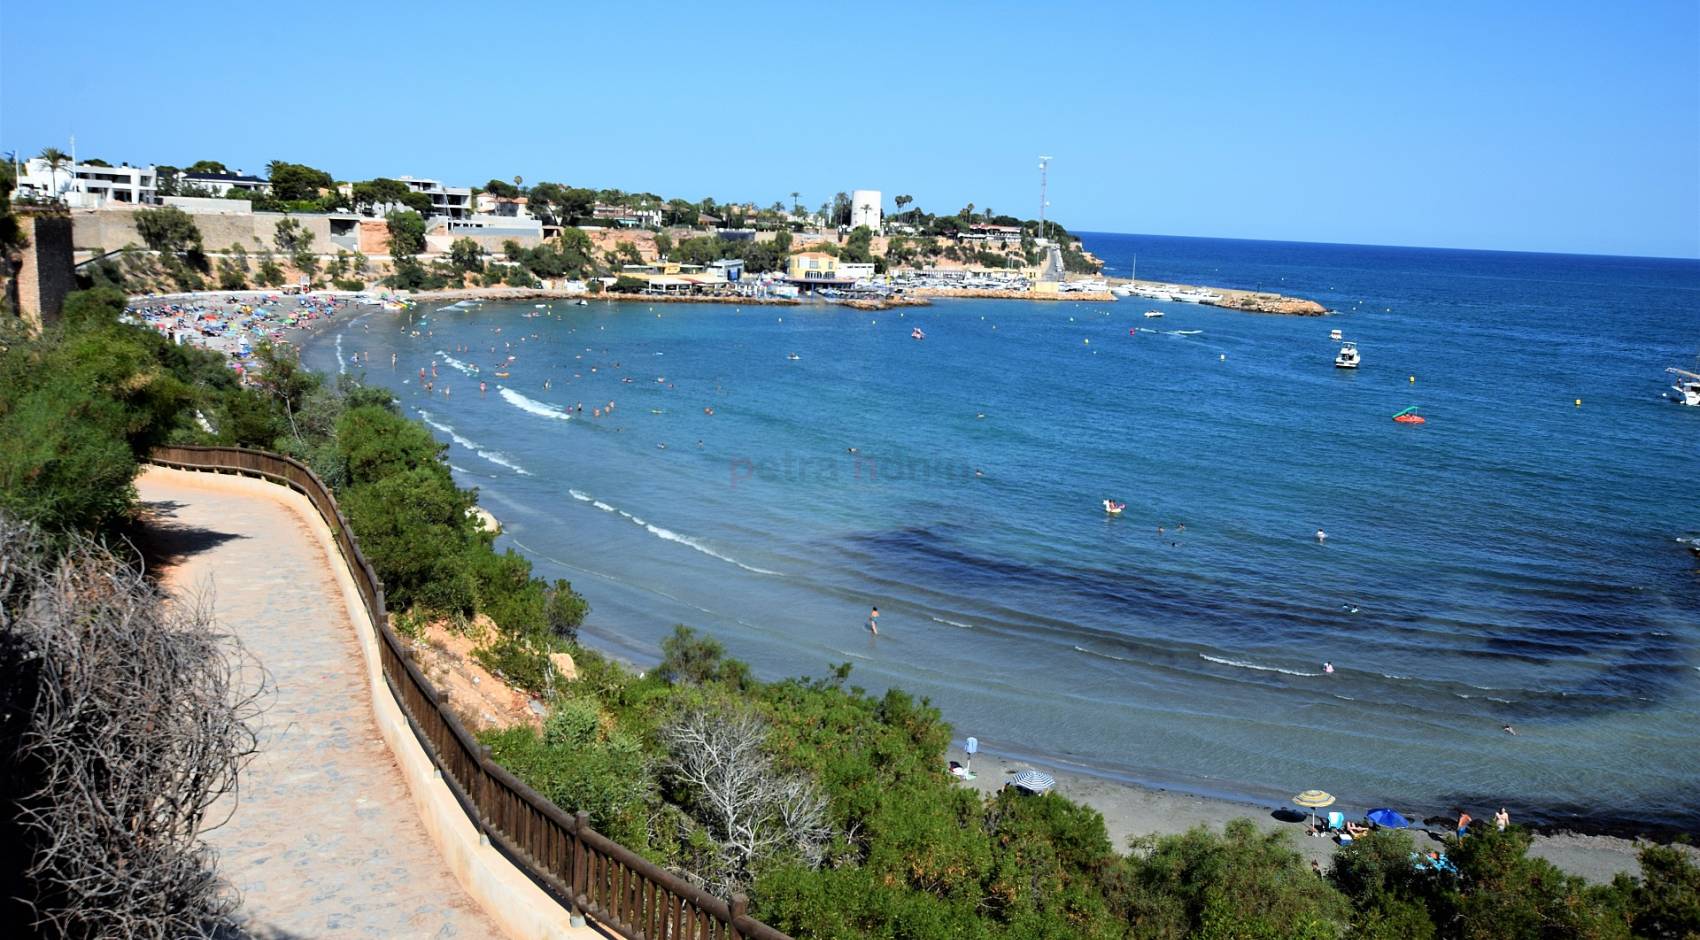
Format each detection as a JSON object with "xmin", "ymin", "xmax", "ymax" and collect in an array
[
  {"xmin": 730, "ymin": 893, "xmax": 749, "ymax": 940},
  {"xmin": 571, "ymin": 810, "xmax": 590, "ymax": 927}
]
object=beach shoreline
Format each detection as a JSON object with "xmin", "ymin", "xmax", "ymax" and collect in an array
[{"xmin": 945, "ymin": 744, "xmax": 1694, "ymax": 885}]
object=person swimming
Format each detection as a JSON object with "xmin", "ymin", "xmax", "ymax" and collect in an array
[
  {"xmin": 1323, "ymin": 661, "xmax": 1334, "ymax": 674},
  {"xmin": 1316, "ymin": 529, "xmax": 1327, "ymax": 542}
]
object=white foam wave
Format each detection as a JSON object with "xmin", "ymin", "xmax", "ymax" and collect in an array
[
  {"xmin": 335, "ymin": 333, "xmax": 347, "ymax": 374},
  {"xmin": 569, "ymin": 488, "xmax": 778, "ymax": 575},
  {"xmin": 476, "ymin": 450, "xmax": 532, "ymax": 475},
  {"xmin": 1074, "ymin": 644, "xmax": 1135, "ymax": 663},
  {"xmin": 1199, "ymin": 654, "xmax": 1321, "ymax": 677},
  {"xmin": 644, "ymin": 524, "xmax": 778, "ymax": 574},
  {"xmin": 417, "ymin": 410, "xmax": 531, "ymax": 475},
  {"xmin": 417, "ymin": 410, "xmax": 479, "ymax": 450},
  {"xmin": 435, "ymin": 350, "xmax": 479, "ymax": 375},
  {"xmin": 499, "ymin": 387, "xmax": 571, "ymax": 421},
  {"xmin": 930, "ymin": 616, "xmax": 974, "ymax": 630}
]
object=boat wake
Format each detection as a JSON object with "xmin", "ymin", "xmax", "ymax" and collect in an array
[
  {"xmin": 568, "ymin": 489, "xmax": 778, "ymax": 575},
  {"xmin": 1199, "ymin": 653, "xmax": 1321, "ymax": 677},
  {"xmin": 435, "ymin": 350, "xmax": 479, "ymax": 375},
  {"xmin": 418, "ymin": 410, "xmax": 532, "ymax": 475},
  {"xmin": 500, "ymin": 387, "xmax": 571, "ymax": 421}
]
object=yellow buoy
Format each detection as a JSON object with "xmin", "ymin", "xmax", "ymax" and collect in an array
[
  {"xmin": 1575, "ymin": 398, "xmax": 1582, "ymax": 406},
  {"xmin": 1084, "ymin": 338, "xmax": 1090, "ymax": 344},
  {"xmin": 1409, "ymin": 375, "xmax": 1415, "ymax": 383},
  {"xmin": 1220, "ymin": 354, "xmax": 1227, "ymax": 361}
]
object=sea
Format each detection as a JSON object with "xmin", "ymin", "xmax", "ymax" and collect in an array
[{"xmin": 302, "ymin": 233, "xmax": 1700, "ymax": 834}]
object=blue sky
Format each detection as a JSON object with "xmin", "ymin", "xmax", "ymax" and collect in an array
[{"xmin": 4, "ymin": 1, "xmax": 1696, "ymax": 257}]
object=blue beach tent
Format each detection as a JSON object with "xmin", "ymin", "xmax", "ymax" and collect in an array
[{"xmin": 1367, "ymin": 808, "xmax": 1411, "ymax": 829}]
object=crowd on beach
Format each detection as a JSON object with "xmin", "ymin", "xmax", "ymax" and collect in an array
[{"xmin": 124, "ymin": 290, "xmax": 369, "ymax": 374}]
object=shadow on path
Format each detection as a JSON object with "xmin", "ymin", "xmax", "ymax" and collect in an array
[{"xmin": 136, "ymin": 498, "xmax": 248, "ymax": 576}]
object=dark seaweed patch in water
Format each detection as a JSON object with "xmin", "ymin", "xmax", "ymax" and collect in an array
[{"xmin": 843, "ymin": 525, "xmax": 1696, "ymax": 717}]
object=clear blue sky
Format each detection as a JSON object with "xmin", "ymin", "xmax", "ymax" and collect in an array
[{"xmin": 4, "ymin": 1, "xmax": 1697, "ymax": 257}]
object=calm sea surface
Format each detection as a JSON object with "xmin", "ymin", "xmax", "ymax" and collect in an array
[{"xmin": 304, "ymin": 234, "xmax": 1700, "ymax": 832}]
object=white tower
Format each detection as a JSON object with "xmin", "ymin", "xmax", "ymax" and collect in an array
[{"xmin": 850, "ymin": 189, "xmax": 882, "ymax": 231}]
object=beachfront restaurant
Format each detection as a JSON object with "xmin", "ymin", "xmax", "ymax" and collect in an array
[{"xmin": 783, "ymin": 251, "xmax": 858, "ymax": 293}]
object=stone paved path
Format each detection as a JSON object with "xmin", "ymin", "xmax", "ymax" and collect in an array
[{"xmin": 138, "ymin": 468, "xmax": 503, "ymax": 939}]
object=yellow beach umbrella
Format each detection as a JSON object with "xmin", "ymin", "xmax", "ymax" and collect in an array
[{"xmin": 1293, "ymin": 789, "xmax": 1336, "ymax": 829}]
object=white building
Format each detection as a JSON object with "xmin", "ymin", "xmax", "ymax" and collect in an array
[
  {"xmin": 850, "ymin": 189, "xmax": 882, "ymax": 231},
  {"xmin": 15, "ymin": 157, "xmax": 156, "ymax": 207},
  {"xmin": 397, "ymin": 176, "xmax": 472, "ymax": 219},
  {"xmin": 474, "ymin": 193, "xmax": 533, "ymax": 218},
  {"xmin": 180, "ymin": 171, "xmax": 271, "ymax": 197}
]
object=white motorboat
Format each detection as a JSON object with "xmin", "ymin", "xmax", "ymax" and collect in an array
[
  {"xmin": 1111, "ymin": 284, "xmax": 1135, "ymax": 298},
  {"xmin": 1330, "ymin": 328, "xmax": 1343, "ymax": 341},
  {"xmin": 1335, "ymin": 341, "xmax": 1360, "ymax": 369},
  {"xmin": 1143, "ymin": 310, "xmax": 1165, "ymax": 319},
  {"xmin": 1668, "ymin": 367, "xmax": 1700, "ymax": 406}
]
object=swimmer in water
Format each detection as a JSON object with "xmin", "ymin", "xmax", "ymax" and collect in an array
[
  {"xmin": 1502, "ymin": 724, "xmax": 1517, "ymax": 736},
  {"xmin": 868, "ymin": 606, "xmax": 879, "ymax": 636},
  {"xmin": 1323, "ymin": 661, "xmax": 1334, "ymax": 674},
  {"xmin": 1316, "ymin": 529, "xmax": 1327, "ymax": 542}
]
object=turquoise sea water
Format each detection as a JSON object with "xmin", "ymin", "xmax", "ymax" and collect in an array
[{"xmin": 303, "ymin": 235, "xmax": 1700, "ymax": 833}]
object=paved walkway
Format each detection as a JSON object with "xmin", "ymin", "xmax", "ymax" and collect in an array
[{"xmin": 138, "ymin": 468, "xmax": 502, "ymax": 939}]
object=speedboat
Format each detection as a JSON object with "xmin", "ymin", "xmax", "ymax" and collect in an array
[
  {"xmin": 912, "ymin": 327, "xmax": 926, "ymax": 340},
  {"xmin": 786, "ymin": 353, "xmax": 801, "ymax": 361},
  {"xmin": 1103, "ymin": 499, "xmax": 1125, "ymax": 516},
  {"xmin": 1111, "ymin": 284, "xmax": 1135, "ymax": 298},
  {"xmin": 1330, "ymin": 328, "xmax": 1343, "ymax": 341},
  {"xmin": 1392, "ymin": 407, "xmax": 1425, "ymax": 424},
  {"xmin": 1667, "ymin": 367, "xmax": 1700, "ymax": 406},
  {"xmin": 1335, "ymin": 341, "xmax": 1360, "ymax": 369},
  {"xmin": 1143, "ymin": 310, "xmax": 1165, "ymax": 319}
]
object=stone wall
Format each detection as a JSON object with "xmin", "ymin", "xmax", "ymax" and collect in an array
[
  {"xmin": 9, "ymin": 213, "xmax": 76, "ymax": 331},
  {"xmin": 72, "ymin": 207, "xmax": 366, "ymax": 258}
]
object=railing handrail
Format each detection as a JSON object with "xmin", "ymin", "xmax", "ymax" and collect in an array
[{"xmin": 148, "ymin": 444, "xmax": 792, "ymax": 940}]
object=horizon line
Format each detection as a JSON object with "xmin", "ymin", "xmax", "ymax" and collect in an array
[{"xmin": 1073, "ymin": 229, "xmax": 1700, "ymax": 263}]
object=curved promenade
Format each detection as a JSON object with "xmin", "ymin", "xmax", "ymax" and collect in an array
[{"xmin": 138, "ymin": 466, "xmax": 505, "ymax": 938}]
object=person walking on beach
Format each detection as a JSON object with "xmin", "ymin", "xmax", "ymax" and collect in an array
[
  {"xmin": 1456, "ymin": 811, "xmax": 1472, "ymax": 837},
  {"xmin": 868, "ymin": 606, "xmax": 879, "ymax": 636},
  {"xmin": 1494, "ymin": 807, "xmax": 1510, "ymax": 831}
]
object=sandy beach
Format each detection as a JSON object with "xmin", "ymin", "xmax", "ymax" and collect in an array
[{"xmin": 945, "ymin": 745, "xmax": 1692, "ymax": 885}]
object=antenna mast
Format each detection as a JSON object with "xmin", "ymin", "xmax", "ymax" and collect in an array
[{"xmin": 1037, "ymin": 155, "xmax": 1051, "ymax": 242}]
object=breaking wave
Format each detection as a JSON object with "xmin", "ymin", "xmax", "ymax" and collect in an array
[
  {"xmin": 417, "ymin": 410, "xmax": 532, "ymax": 475},
  {"xmin": 568, "ymin": 488, "xmax": 778, "ymax": 575},
  {"xmin": 499, "ymin": 387, "xmax": 571, "ymax": 421},
  {"xmin": 1199, "ymin": 654, "xmax": 1322, "ymax": 677}
]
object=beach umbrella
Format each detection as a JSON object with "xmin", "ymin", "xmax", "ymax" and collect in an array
[
  {"xmin": 1366, "ymin": 808, "xmax": 1411, "ymax": 829},
  {"xmin": 1293, "ymin": 789, "xmax": 1336, "ymax": 829},
  {"xmin": 1011, "ymin": 770, "xmax": 1055, "ymax": 795}
]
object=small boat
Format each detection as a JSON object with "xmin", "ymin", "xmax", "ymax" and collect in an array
[
  {"xmin": 1335, "ymin": 341, "xmax": 1361, "ymax": 369},
  {"xmin": 576, "ymin": 299, "xmax": 589, "ymax": 306},
  {"xmin": 493, "ymin": 371, "xmax": 510, "ymax": 378},
  {"xmin": 1667, "ymin": 366, "xmax": 1700, "ymax": 406},
  {"xmin": 1392, "ymin": 406, "xmax": 1425, "ymax": 424},
  {"xmin": 912, "ymin": 327, "xmax": 926, "ymax": 340},
  {"xmin": 786, "ymin": 353, "xmax": 801, "ymax": 361},
  {"xmin": 1330, "ymin": 328, "xmax": 1343, "ymax": 341},
  {"xmin": 1143, "ymin": 310, "xmax": 1165, "ymax": 319},
  {"xmin": 1103, "ymin": 499, "xmax": 1125, "ymax": 516}
]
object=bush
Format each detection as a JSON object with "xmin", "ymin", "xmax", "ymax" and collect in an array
[{"xmin": 334, "ymin": 277, "xmax": 365, "ymax": 292}]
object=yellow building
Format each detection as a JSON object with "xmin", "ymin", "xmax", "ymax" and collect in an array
[{"xmin": 784, "ymin": 251, "xmax": 843, "ymax": 282}]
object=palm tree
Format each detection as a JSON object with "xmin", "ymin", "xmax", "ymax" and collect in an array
[
  {"xmin": 790, "ymin": 191, "xmax": 800, "ymax": 214},
  {"xmin": 38, "ymin": 146, "xmax": 72, "ymax": 202}
]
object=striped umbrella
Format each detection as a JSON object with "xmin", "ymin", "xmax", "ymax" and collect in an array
[
  {"xmin": 1293, "ymin": 789, "xmax": 1336, "ymax": 829},
  {"xmin": 1011, "ymin": 770, "xmax": 1056, "ymax": 795}
]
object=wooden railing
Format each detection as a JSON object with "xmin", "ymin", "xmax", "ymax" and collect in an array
[{"xmin": 148, "ymin": 445, "xmax": 792, "ymax": 940}]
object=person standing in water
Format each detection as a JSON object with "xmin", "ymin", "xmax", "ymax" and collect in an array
[{"xmin": 868, "ymin": 606, "xmax": 879, "ymax": 635}]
